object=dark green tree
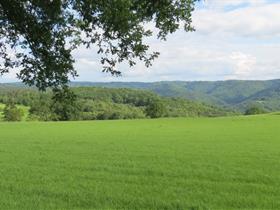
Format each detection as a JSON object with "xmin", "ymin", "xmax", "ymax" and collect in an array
[
  {"xmin": 51, "ymin": 87, "xmax": 80, "ymax": 121},
  {"xmin": 29, "ymin": 93, "xmax": 55, "ymax": 121},
  {"xmin": 0, "ymin": 0, "xmax": 197, "ymax": 90},
  {"xmin": 245, "ymin": 105, "xmax": 266, "ymax": 115},
  {"xmin": 146, "ymin": 99, "xmax": 166, "ymax": 118}
]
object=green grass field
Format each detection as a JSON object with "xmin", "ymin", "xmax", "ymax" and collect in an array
[{"xmin": 0, "ymin": 115, "xmax": 279, "ymax": 209}]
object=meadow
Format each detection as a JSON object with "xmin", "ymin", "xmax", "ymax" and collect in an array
[{"xmin": 0, "ymin": 115, "xmax": 279, "ymax": 209}]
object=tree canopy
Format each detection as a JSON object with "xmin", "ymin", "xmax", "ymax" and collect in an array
[{"xmin": 0, "ymin": 0, "xmax": 197, "ymax": 90}]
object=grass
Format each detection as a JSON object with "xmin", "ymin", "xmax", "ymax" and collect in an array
[{"xmin": 0, "ymin": 115, "xmax": 279, "ymax": 209}]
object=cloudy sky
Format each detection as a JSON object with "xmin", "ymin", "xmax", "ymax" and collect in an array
[{"xmin": 1, "ymin": 0, "xmax": 280, "ymax": 82}]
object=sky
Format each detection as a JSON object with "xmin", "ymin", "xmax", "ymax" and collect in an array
[{"xmin": 1, "ymin": 0, "xmax": 280, "ymax": 82}]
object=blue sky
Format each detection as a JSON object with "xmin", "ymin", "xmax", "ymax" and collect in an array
[{"xmin": 1, "ymin": 0, "xmax": 280, "ymax": 82}]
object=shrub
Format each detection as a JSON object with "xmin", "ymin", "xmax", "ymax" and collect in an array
[
  {"xmin": 3, "ymin": 104, "xmax": 24, "ymax": 121},
  {"xmin": 145, "ymin": 99, "xmax": 166, "ymax": 118},
  {"xmin": 245, "ymin": 105, "xmax": 266, "ymax": 115}
]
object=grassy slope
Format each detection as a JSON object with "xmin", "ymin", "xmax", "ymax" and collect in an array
[{"xmin": 0, "ymin": 115, "xmax": 279, "ymax": 209}]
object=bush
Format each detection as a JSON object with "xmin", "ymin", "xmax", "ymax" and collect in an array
[
  {"xmin": 245, "ymin": 105, "xmax": 266, "ymax": 115},
  {"xmin": 145, "ymin": 99, "xmax": 166, "ymax": 118},
  {"xmin": 3, "ymin": 104, "xmax": 24, "ymax": 121}
]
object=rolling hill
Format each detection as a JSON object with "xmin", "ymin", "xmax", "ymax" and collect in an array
[
  {"xmin": 2, "ymin": 79, "xmax": 280, "ymax": 112},
  {"xmin": 0, "ymin": 85, "xmax": 234, "ymax": 120},
  {"xmin": 70, "ymin": 79, "xmax": 280, "ymax": 112}
]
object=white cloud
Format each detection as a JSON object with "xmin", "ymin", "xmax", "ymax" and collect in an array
[
  {"xmin": 203, "ymin": 0, "xmax": 266, "ymax": 8},
  {"xmin": 194, "ymin": 1, "xmax": 280, "ymax": 38},
  {"xmin": 226, "ymin": 52, "xmax": 257, "ymax": 79},
  {"xmin": 1, "ymin": 0, "xmax": 280, "ymax": 83},
  {"xmin": 72, "ymin": 0, "xmax": 280, "ymax": 82},
  {"xmin": 0, "ymin": 48, "xmax": 20, "ymax": 82},
  {"xmin": 0, "ymin": 69, "xmax": 20, "ymax": 83}
]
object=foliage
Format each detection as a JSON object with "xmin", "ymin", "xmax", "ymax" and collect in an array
[
  {"xmin": 0, "ymin": 0, "xmax": 196, "ymax": 90},
  {"xmin": 3, "ymin": 102, "xmax": 24, "ymax": 121},
  {"xmin": 77, "ymin": 80, "xmax": 280, "ymax": 112},
  {"xmin": 145, "ymin": 99, "xmax": 166, "ymax": 118},
  {"xmin": 29, "ymin": 94, "xmax": 56, "ymax": 121},
  {"xmin": 245, "ymin": 105, "xmax": 266, "ymax": 115},
  {"xmin": 0, "ymin": 85, "xmax": 236, "ymax": 121},
  {"xmin": 78, "ymin": 100, "xmax": 146, "ymax": 120},
  {"xmin": 162, "ymin": 97, "xmax": 236, "ymax": 117},
  {"xmin": 51, "ymin": 87, "xmax": 80, "ymax": 121}
]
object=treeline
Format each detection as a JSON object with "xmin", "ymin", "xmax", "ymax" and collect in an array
[{"xmin": 0, "ymin": 86, "xmax": 237, "ymax": 121}]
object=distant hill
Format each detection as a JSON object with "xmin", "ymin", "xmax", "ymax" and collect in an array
[
  {"xmin": 1, "ymin": 79, "xmax": 280, "ymax": 112},
  {"xmin": 0, "ymin": 85, "xmax": 234, "ymax": 120},
  {"xmin": 70, "ymin": 80, "xmax": 280, "ymax": 112}
]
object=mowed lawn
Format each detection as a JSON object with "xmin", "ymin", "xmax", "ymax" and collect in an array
[{"xmin": 0, "ymin": 115, "xmax": 280, "ymax": 209}]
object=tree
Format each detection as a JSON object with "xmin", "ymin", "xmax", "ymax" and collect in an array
[
  {"xmin": 245, "ymin": 105, "xmax": 266, "ymax": 115},
  {"xmin": 51, "ymin": 87, "xmax": 80, "ymax": 121},
  {"xmin": 29, "ymin": 94, "xmax": 56, "ymax": 121},
  {"xmin": 3, "ymin": 103, "xmax": 24, "ymax": 121},
  {"xmin": 0, "ymin": 0, "xmax": 197, "ymax": 90},
  {"xmin": 146, "ymin": 99, "xmax": 166, "ymax": 118}
]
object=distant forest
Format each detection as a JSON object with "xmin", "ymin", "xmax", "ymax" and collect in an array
[
  {"xmin": 70, "ymin": 80, "xmax": 280, "ymax": 112},
  {"xmin": 0, "ymin": 85, "xmax": 236, "ymax": 121}
]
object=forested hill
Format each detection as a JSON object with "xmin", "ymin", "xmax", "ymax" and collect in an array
[
  {"xmin": 0, "ymin": 85, "xmax": 234, "ymax": 121},
  {"xmin": 70, "ymin": 80, "xmax": 280, "ymax": 112}
]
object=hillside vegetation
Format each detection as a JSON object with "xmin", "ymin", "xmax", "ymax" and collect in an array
[
  {"xmin": 72, "ymin": 80, "xmax": 280, "ymax": 112},
  {"xmin": 0, "ymin": 115, "xmax": 279, "ymax": 209},
  {"xmin": 0, "ymin": 85, "xmax": 234, "ymax": 121}
]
